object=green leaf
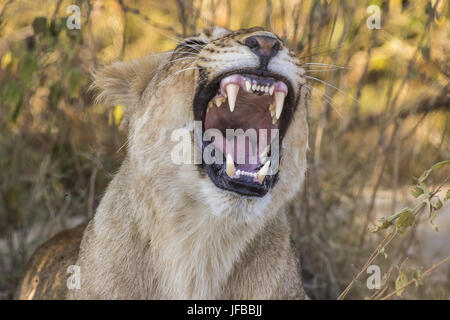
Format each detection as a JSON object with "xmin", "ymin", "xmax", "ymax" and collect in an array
[
  {"xmin": 395, "ymin": 269, "xmax": 408, "ymax": 297},
  {"xmin": 32, "ymin": 17, "xmax": 48, "ymax": 35},
  {"xmin": 431, "ymin": 198, "xmax": 443, "ymax": 211},
  {"xmin": 379, "ymin": 218, "xmax": 393, "ymax": 230},
  {"xmin": 411, "ymin": 267, "xmax": 423, "ymax": 287},
  {"xmin": 50, "ymin": 18, "xmax": 65, "ymax": 37},
  {"xmin": 430, "ymin": 160, "xmax": 450, "ymax": 171},
  {"xmin": 20, "ymin": 52, "xmax": 38, "ymax": 88},
  {"xmin": 48, "ymin": 84, "xmax": 63, "ymax": 110},
  {"xmin": 444, "ymin": 190, "xmax": 450, "ymax": 202},
  {"xmin": 410, "ymin": 186, "xmax": 423, "ymax": 198},
  {"xmin": 429, "ymin": 209, "xmax": 439, "ymax": 232},
  {"xmin": 2, "ymin": 80, "xmax": 24, "ymax": 123},
  {"xmin": 68, "ymin": 68, "xmax": 83, "ymax": 98},
  {"xmin": 380, "ymin": 247, "xmax": 388, "ymax": 259},
  {"xmin": 396, "ymin": 208, "xmax": 414, "ymax": 235},
  {"xmin": 418, "ymin": 160, "xmax": 450, "ymax": 182}
]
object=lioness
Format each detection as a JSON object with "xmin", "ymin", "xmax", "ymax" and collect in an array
[{"xmin": 16, "ymin": 27, "xmax": 309, "ymax": 299}]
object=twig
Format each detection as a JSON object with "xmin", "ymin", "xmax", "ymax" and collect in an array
[
  {"xmin": 117, "ymin": 0, "xmax": 183, "ymax": 38},
  {"xmin": 338, "ymin": 230, "xmax": 397, "ymax": 300},
  {"xmin": 380, "ymin": 256, "xmax": 450, "ymax": 300}
]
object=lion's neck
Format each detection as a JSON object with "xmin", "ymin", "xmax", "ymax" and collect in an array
[
  {"xmin": 147, "ymin": 209, "xmax": 264, "ymax": 298},
  {"xmin": 129, "ymin": 174, "xmax": 271, "ymax": 299}
]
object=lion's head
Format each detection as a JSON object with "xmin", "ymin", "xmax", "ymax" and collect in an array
[{"xmin": 94, "ymin": 27, "xmax": 309, "ymax": 221}]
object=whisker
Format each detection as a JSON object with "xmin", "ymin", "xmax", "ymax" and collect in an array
[
  {"xmin": 304, "ymin": 68, "xmax": 346, "ymax": 73},
  {"xmin": 297, "ymin": 46, "xmax": 341, "ymax": 61},
  {"xmin": 321, "ymin": 94, "xmax": 343, "ymax": 119},
  {"xmin": 302, "ymin": 62, "xmax": 347, "ymax": 69},
  {"xmin": 154, "ymin": 30, "xmax": 185, "ymax": 45},
  {"xmin": 158, "ymin": 67, "xmax": 201, "ymax": 86},
  {"xmin": 304, "ymin": 75, "xmax": 361, "ymax": 105},
  {"xmin": 153, "ymin": 56, "xmax": 196, "ymax": 79},
  {"xmin": 172, "ymin": 51, "xmax": 198, "ymax": 56},
  {"xmin": 305, "ymin": 84, "xmax": 343, "ymax": 119},
  {"xmin": 162, "ymin": 56, "xmax": 196, "ymax": 68},
  {"xmin": 116, "ymin": 137, "xmax": 130, "ymax": 154}
]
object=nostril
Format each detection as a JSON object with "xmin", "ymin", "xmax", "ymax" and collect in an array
[
  {"xmin": 244, "ymin": 36, "xmax": 259, "ymax": 49},
  {"xmin": 272, "ymin": 41, "xmax": 280, "ymax": 52},
  {"xmin": 244, "ymin": 35, "xmax": 281, "ymax": 56}
]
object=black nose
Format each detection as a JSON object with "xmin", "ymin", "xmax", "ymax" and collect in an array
[{"xmin": 244, "ymin": 35, "xmax": 281, "ymax": 58}]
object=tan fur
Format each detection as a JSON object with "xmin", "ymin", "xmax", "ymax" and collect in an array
[
  {"xmin": 15, "ymin": 223, "xmax": 86, "ymax": 299},
  {"xmin": 17, "ymin": 27, "xmax": 309, "ymax": 299}
]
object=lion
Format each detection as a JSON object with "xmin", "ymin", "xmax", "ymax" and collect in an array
[{"xmin": 15, "ymin": 26, "xmax": 309, "ymax": 299}]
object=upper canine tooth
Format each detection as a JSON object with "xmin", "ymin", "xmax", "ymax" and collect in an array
[
  {"xmin": 245, "ymin": 80, "xmax": 251, "ymax": 91},
  {"xmin": 264, "ymin": 86, "xmax": 269, "ymax": 93},
  {"xmin": 226, "ymin": 154, "xmax": 236, "ymax": 177},
  {"xmin": 226, "ymin": 84, "xmax": 239, "ymax": 112},
  {"xmin": 269, "ymin": 85, "xmax": 275, "ymax": 95},
  {"xmin": 257, "ymin": 160, "xmax": 270, "ymax": 183},
  {"xmin": 274, "ymin": 91, "xmax": 285, "ymax": 119}
]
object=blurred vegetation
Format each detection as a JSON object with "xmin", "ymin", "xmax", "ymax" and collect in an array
[{"xmin": 0, "ymin": 0, "xmax": 449, "ymax": 299}]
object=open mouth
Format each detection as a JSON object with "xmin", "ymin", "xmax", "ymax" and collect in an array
[{"xmin": 194, "ymin": 70, "xmax": 295, "ymax": 197}]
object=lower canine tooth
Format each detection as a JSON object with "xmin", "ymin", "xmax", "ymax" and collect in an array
[
  {"xmin": 269, "ymin": 104, "xmax": 275, "ymax": 118},
  {"xmin": 257, "ymin": 160, "xmax": 270, "ymax": 182},
  {"xmin": 274, "ymin": 91, "xmax": 285, "ymax": 119},
  {"xmin": 226, "ymin": 154, "xmax": 236, "ymax": 177},
  {"xmin": 226, "ymin": 84, "xmax": 239, "ymax": 112},
  {"xmin": 215, "ymin": 96, "xmax": 225, "ymax": 107}
]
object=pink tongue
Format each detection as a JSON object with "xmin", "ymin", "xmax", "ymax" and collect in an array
[{"xmin": 213, "ymin": 136, "xmax": 267, "ymax": 172}]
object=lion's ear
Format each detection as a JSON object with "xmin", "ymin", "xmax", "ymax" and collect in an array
[
  {"xmin": 199, "ymin": 26, "xmax": 232, "ymax": 42},
  {"xmin": 92, "ymin": 54, "xmax": 165, "ymax": 108}
]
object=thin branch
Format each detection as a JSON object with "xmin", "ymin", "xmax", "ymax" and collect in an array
[
  {"xmin": 117, "ymin": 0, "xmax": 183, "ymax": 38},
  {"xmin": 380, "ymin": 256, "xmax": 450, "ymax": 300},
  {"xmin": 347, "ymin": 85, "xmax": 449, "ymax": 131}
]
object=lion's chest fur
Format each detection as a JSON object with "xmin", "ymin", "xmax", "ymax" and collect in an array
[{"xmin": 66, "ymin": 162, "xmax": 302, "ymax": 299}]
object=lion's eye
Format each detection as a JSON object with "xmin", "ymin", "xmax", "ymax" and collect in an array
[
  {"xmin": 172, "ymin": 39, "xmax": 206, "ymax": 59},
  {"xmin": 184, "ymin": 39, "xmax": 206, "ymax": 46}
]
